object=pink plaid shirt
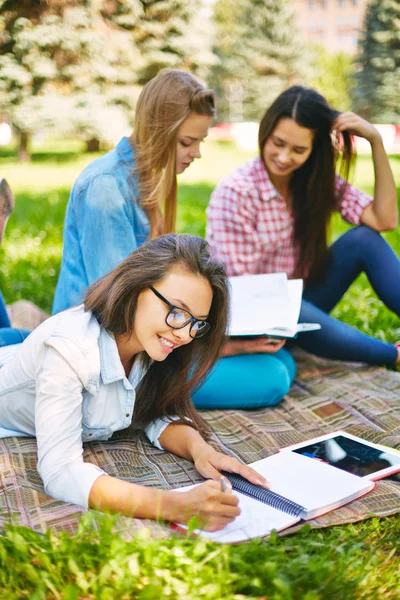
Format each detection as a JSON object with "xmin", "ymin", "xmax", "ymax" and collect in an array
[{"xmin": 206, "ymin": 157, "xmax": 373, "ymax": 278}]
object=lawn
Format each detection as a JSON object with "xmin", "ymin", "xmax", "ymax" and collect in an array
[{"xmin": 0, "ymin": 141, "xmax": 399, "ymax": 599}]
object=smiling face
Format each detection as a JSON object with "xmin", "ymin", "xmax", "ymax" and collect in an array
[
  {"xmin": 176, "ymin": 112, "xmax": 212, "ymax": 174},
  {"xmin": 126, "ymin": 266, "xmax": 213, "ymax": 362},
  {"xmin": 262, "ymin": 118, "xmax": 315, "ymax": 184}
]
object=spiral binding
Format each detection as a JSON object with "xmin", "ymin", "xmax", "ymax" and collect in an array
[{"xmin": 221, "ymin": 471, "xmax": 306, "ymax": 518}]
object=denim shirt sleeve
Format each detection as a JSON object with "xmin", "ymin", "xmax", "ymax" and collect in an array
[
  {"xmin": 35, "ymin": 344, "xmax": 106, "ymax": 508},
  {"xmin": 75, "ymin": 174, "xmax": 140, "ymax": 284}
]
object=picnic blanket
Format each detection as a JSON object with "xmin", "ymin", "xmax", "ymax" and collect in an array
[{"xmin": 1, "ymin": 347, "xmax": 399, "ymax": 538}]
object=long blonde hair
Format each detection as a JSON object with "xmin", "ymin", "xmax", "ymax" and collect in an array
[{"xmin": 131, "ymin": 70, "xmax": 215, "ymax": 236}]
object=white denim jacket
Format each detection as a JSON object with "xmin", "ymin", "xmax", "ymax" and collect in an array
[{"xmin": 0, "ymin": 305, "xmax": 173, "ymax": 508}]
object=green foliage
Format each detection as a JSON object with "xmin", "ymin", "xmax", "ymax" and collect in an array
[
  {"xmin": 307, "ymin": 45, "xmax": 354, "ymax": 112},
  {"xmin": 354, "ymin": 0, "xmax": 400, "ymax": 122},
  {"xmin": 0, "ymin": 512, "xmax": 399, "ymax": 598},
  {"xmin": 129, "ymin": 0, "xmax": 196, "ymax": 84},
  {"xmin": 0, "ymin": 0, "xmax": 209, "ymax": 159},
  {"xmin": 210, "ymin": 0, "xmax": 305, "ymax": 122},
  {"xmin": 0, "ymin": 2, "xmax": 141, "ymax": 156}
]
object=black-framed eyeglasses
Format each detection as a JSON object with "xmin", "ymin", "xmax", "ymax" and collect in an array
[{"xmin": 149, "ymin": 286, "xmax": 211, "ymax": 339}]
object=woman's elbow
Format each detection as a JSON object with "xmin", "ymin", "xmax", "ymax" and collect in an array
[
  {"xmin": 380, "ymin": 213, "xmax": 398, "ymax": 231},
  {"xmin": 371, "ymin": 208, "xmax": 398, "ymax": 231}
]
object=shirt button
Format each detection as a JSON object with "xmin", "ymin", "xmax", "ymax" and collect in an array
[
  {"xmin": 88, "ymin": 433, "xmax": 93, "ymax": 437},
  {"xmin": 126, "ymin": 413, "xmax": 130, "ymax": 418}
]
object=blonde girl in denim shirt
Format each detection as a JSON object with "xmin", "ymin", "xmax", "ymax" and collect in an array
[
  {"xmin": 53, "ymin": 69, "xmax": 215, "ymax": 314},
  {"xmin": 0, "ymin": 235, "xmax": 268, "ymax": 532}
]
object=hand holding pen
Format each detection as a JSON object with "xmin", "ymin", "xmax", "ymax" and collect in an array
[
  {"xmin": 220, "ymin": 475, "xmax": 229, "ymax": 493},
  {"xmin": 179, "ymin": 477, "xmax": 239, "ymax": 532}
]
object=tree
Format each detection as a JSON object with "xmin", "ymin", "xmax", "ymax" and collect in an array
[
  {"xmin": 0, "ymin": 1, "xmax": 212, "ymax": 159},
  {"xmin": 0, "ymin": 1, "xmax": 141, "ymax": 159},
  {"xmin": 354, "ymin": 0, "xmax": 400, "ymax": 123},
  {"xmin": 0, "ymin": 1, "xmax": 143, "ymax": 159},
  {"xmin": 210, "ymin": 0, "xmax": 305, "ymax": 122},
  {"xmin": 307, "ymin": 45, "xmax": 354, "ymax": 112},
  {"xmin": 104, "ymin": 0, "xmax": 203, "ymax": 85}
]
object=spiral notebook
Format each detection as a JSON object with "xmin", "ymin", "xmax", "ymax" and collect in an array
[{"xmin": 174, "ymin": 451, "xmax": 374, "ymax": 543}]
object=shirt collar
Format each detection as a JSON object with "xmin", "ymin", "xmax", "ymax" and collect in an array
[
  {"xmin": 116, "ymin": 136, "xmax": 135, "ymax": 168},
  {"xmin": 252, "ymin": 156, "xmax": 282, "ymax": 203},
  {"xmin": 98, "ymin": 328, "xmax": 125, "ymax": 384},
  {"xmin": 98, "ymin": 328, "xmax": 149, "ymax": 388}
]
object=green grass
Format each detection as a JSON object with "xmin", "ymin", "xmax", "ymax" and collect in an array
[
  {"xmin": 0, "ymin": 141, "xmax": 399, "ymax": 598},
  {"xmin": 0, "ymin": 514, "xmax": 399, "ymax": 600}
]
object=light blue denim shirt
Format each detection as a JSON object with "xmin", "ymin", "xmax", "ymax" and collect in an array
[
  {"xmin": 0, "ymin": 305, "xmax": 173, "ymax": 508},
  {"xmin": 53, "ymin": 137, "xmax": 150, "ymax": 314}
]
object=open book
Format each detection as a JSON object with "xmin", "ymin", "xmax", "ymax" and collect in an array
[
  {"xmin": 229, "ymin": 273, "xmax": 321, "ymax": 338},
  {"xmin": 174, "ymin": 451, "xmax": 374, "ymax": 544}
]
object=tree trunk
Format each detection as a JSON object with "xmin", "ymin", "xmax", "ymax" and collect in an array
[
  {"xmin": 18, "ymin": 131, "xmax": 31, "ymax": 162},
  {"xmin": 86, "ymin": 138, "xmax": 100, "ymax": 152}
]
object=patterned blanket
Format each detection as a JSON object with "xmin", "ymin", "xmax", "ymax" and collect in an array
[{"xmin": 0, "ymin": 348, "xmax": 399, "ymax": 538}]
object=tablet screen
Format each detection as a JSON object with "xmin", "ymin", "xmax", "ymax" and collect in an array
[{"xmin": 292, "ymin": 435, "xmax": 400, "ymax": 478}]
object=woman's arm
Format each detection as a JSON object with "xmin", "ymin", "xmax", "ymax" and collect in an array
[
  {"xmin": 89, "ymin": 473, "xmax": 240, "ymax": 532},
  {"xmin": 334, "ymin": 113, "xmax": 397, "ymax": 231},
  {"xmin": 159, "ymin": 423, "xmax": 269, "ymax": 486},
  {"xmin": 222, "ymin": 337, "xmax": 285, "ymax": 357},
  {"xmin": 74, "ymin": 174, "xmax": 143, "ymax": 285},
  {"xmin": 37, "ymin": 345, "xmax": 240, "ymax": 531},
  {"xmin": 35, "ymin": 344, "xmax": 108, "ymax": 507},
  {"xmin": 89, "ymin": 425, "xmax": 249, "ymax": 531}
]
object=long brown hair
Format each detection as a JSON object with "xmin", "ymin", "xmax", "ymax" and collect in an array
[
  {"xmin": 259, "ymin": 86, "xmax": 355, "ymax": 283},
  {"xmin": 132, "ymin": 70, "xmax": 215, "ymax": 237},
  {"xmin": 84, "ymin": 234, "xmax": 228, "ymax": 436}
]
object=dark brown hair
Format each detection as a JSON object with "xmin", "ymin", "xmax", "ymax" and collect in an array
[
  {"xmin": 84, "ymin": 234, "xmax": 228, "ymax": 435},
  {"xmin": 259, "ymin": 86, "xmax": 355, "ymax": 283}
]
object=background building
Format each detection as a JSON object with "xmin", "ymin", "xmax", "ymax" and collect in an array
[{"xmin": 292, "ymin": 0, "xmax": 369, "ymax": 54}]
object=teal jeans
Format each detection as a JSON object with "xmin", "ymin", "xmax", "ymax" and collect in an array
[{"xmin": 192, "ymin": 348, "xmax": 296, "ymax": 410}]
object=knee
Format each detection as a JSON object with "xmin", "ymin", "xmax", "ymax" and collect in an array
[
  {"xmin": 0, "ymin": 328, "xmax": 30, "ymax": 347},
  {"xmin": 254, "ymin": 361, "xmax": 292, "ymax": 408},
  {"xmin": 247, "ymin": 356, "xmax": 294, "ymax": 409},
  {"xmin": 345, "ymin": 225, "xmax": 381, "ymax": 248},
  {"xmin": 192, "ymin": 354, "xmax": 294, "ymax": 410},
  {"xmin": 275, "ymin": 348, "xmax": 296, "ymax": 383}
]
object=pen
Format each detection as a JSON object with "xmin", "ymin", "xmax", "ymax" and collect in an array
[{"xmin": 220, "ymin": 476, "xmax": 229, "ymax": 492}]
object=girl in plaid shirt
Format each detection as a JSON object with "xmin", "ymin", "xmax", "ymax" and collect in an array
[{"xmin": 200, "ymin": 86, "xmax": 399, "ymax": 409}]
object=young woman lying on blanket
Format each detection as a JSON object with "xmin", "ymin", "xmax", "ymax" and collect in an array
[
  {"xmin": 204, "ymin": 85, "xmax": 400, "ymax": 409},
  {"xmin": 0, "ymin": 234, "xmax": 268, "ymax": 532}
]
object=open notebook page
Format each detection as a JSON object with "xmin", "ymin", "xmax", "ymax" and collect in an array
[
  {"xmin": 250, "ymin": 451, "xmax": 374, "ymax": 519},
  {"xmin": 173, "ymin": 452, "xmax": 373, "ymax": 543},
  {"xmin": 229, "ymin": 273, "xmax": 293, "ymax": 335},
  {"xmin": 263, "ymin": 279, "xmax": 303, "ymax": 337},
  {"xmin": 173, "ymin": 483, "xmax": 299, "ymax": 544}
]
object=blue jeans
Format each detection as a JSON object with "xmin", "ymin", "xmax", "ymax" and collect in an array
[
  {"xmin": 192, "ymin": 348, "xmax": 296, "ymax": 410},
  {"xmin": 0, "ymin": 291, "xmax": 30, "ymax": 347},
  {"xmin": 297, "ymin": 226, "xmax": 399, "ymax": 365}
]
